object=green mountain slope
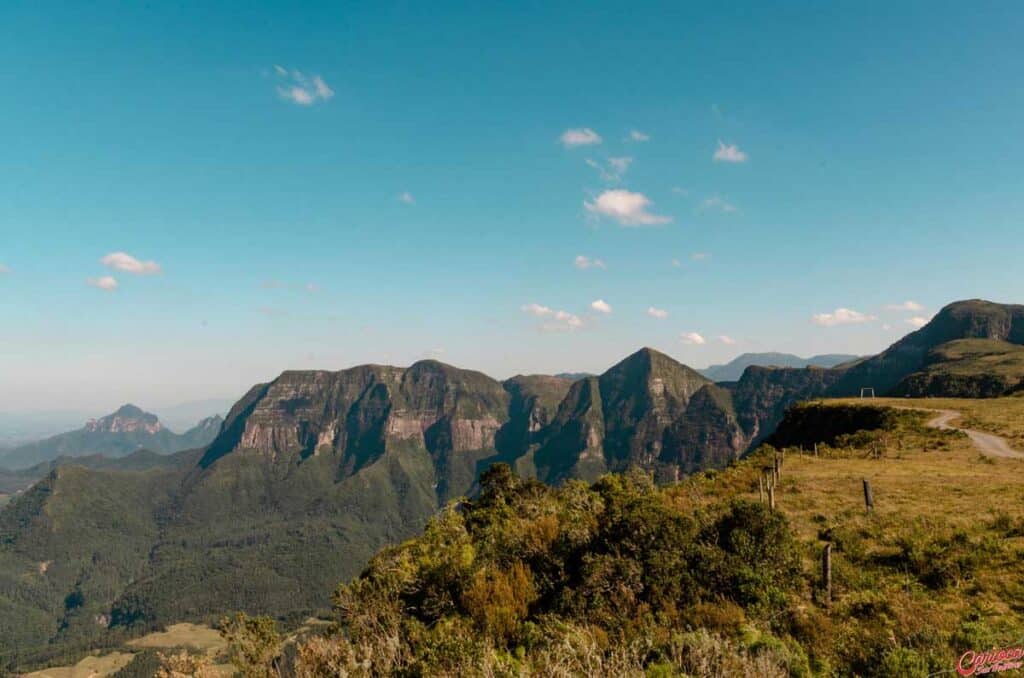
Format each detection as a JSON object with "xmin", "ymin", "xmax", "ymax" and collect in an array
[
  {"xmin": 829, "ymin": 299, "xmax": 1024, "ymax": 397},
  {"xmin": 890, "ymin": 338, "xmax": 1024, "ymax": 397},
  {"xmin": 0, "ymin": 465, "xmax": 182, "ymax": 668}
]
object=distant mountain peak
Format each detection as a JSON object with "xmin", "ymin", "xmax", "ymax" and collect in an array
[
  {"xmin": 607, "ymin": 346, "xmax": 695, "ymax": 376},
  {"xmin": 85, "ymin": 404, "xmax": 162, "ymax": 434},
  {"xmin": 112, "ymin": 404, "xmax": 148, "ymax": 418},
  {"xmin": 700, "ymin": 352, "xmax": 860, "ymax": 382},
  {"xmin": 189, "ymin": 414, "xmax": 224, "ymax": 430}
]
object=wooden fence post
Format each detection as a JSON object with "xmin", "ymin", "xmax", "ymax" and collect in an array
[
  {"xmin": 768, "ymin": 481, "xmax": 776, "ymax": 512},
  {"xmin": 862, "ymin": 479, "xmax": 874, "ymax": 512},
  {"xmin": 759, "ymin": 475, "xmax": 765, "ymax": 504},
  {"xmin": 822, "ymin": 543, "xmax": 832, "ymax": 606}
]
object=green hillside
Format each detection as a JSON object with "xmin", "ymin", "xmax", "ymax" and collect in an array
[
  {"xmin": 830, "ymin": 299, "xmax": 1024, "ymax": 397},
  {"xmin": 891, "ymin": 338, "xmax": 1024, "ymax": 397}
]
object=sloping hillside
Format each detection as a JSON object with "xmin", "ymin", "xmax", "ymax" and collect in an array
[
  {"xmin": 830, "ymin": 299, "xmax": 1024, "ymax": 397},
  {"xmin": 890, "ymin": 338, "xmax": 1024, "ymax": 397}
]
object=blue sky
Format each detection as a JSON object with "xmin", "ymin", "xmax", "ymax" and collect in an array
[{"xmin": 2, "ymin": 1, "xmax": 1024, "ymax": 412}]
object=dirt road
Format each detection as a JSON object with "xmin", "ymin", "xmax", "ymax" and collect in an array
[{"xmin": 914, "ymin": 408, "xmax": 1024, "ymax": 459}]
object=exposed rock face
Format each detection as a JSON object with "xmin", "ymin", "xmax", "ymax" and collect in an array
[
  {"xmin": 733, "ymin": 366, "xmax": 846, "ymax": 445},
  {"xmin": 85, "ymin": 405, "xmax": 162, "ymax": 434},
  {"xmin": 202, "ymin": 362, "xmax": 510, "ymax": 495},
  {"xmin": 520, "ymin": 349, "xmax": 843, "ymax": 484},
  {"xmin": 195, "ymin": 348, "xmax": 843, "ymax": 490}
]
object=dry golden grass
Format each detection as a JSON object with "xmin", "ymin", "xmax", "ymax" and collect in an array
[
  {"xmin": 126, "ymin": 622, "xmax": 226, "ymax": 655},
  {"xmin": 32, "ymin": 624, "xmax": 234, "ymax": 678},
  {"xmin": 23, "ymin": 651, "xmax": 135, "ymax": 678},
  {"xmin": 674, "ymin": 395, "xmax": 1024, "ymax": 660}
]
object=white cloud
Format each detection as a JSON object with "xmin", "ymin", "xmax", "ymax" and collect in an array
[
  {"xmin": 574, "ymin": 255, "xmax": 606, "ymax": 270},
  {"xmin": 713, "ymin": 140, "xmax": 748, "ymax": 163},
  {"xmin": 521, "ymin": 303, "xmax": 553, "ymax": 317},
  {"xmin": 305, "ymin": 283, "xmax": 320, "ymax": 293},
  {"xmin": 274, "ymin": 67, "xmax": 334, "ymax": 106},
  {"xmin": 671, "ymin": 187, "xmax": 689, "ymax": 196},
  {"xmin": 906, "ymin": 316, "xmax": 930, "ymax": 329},
  {"xmin": 585, "ymin": 189, "xmax": 671, "ymax": 226},
  {"xmin": 0, "ymin": 264, "xmax": 10, "ymax": 274},
  {"xmin": 398, "ymin": 191, "xmax": 416, "ymax": 205},
  {"xmin": 812, "ymin": 307, "xmax": 877, "ymax": 327},
  {"xmin": 671, "ymin": 259, "xmax": 682, "ymax": 268},
  {"xmin": 647, "ymin": 306, "xmax": 669, "ymax": 319},
  {"xmin": 691, "ymin": 252, "xmax": 710, "ymax": 261},
  {"xmin": 608, "ymin": 157, "xmax": 632, "ymax": 174},
  {"xmin": 681, "ymin": 332, "xmax": 706, "ymax": 345},
  {"xmin": 521, "ymin": 303, "xmax": 583, "ymax": 332},
  {"xmin": 628, "ymin": 129, "xmax": 650, "ymax": 142},
  {"xmin": 559, "ymin": 128, "xmax": 602, "ymax": 148},
  {"xmin": 885, "ymin": 300, "xmax": 924, "ymax": 312},
  {"xmin": 590, "ymin": 299, "xmax": 612, "ymax": 314},
  {"xmin": 700, "ymin": 196, "xmax": 737, "ymax": 213},
  {"xmin": 718, "ymin": 335, "xmax": 737, "ymax": 345},
  {"xmin": 585, "ymin": 156, "xmax": 632, "ymax": 182},
  {"xmin": 87, "ymin": 275, "xmax": 118, "ymax": 291},
  {"xmin": 100, "ymin": 252, "xmax": 161, "ymax": 275}
]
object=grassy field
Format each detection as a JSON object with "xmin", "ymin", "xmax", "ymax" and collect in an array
[
  {"xmin": 23, "ymin": 651, "xmax": 136, "ymax": 678},
  {"xmin": 675, "ymin": 395, "xmax": 1024, "ymax": 668},
  {"xmin": 124, "ymin": 622, "xmax": 225, "ymax": 654},
  {"xmin": 24, "ymin": 623, "xmax": 232, "ymax": 678}
]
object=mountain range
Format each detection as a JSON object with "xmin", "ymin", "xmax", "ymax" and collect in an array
[
  {"xmin": 2, "ymin": 298, "xmax": 1024, "ymax": 669},
  {"xmin": 0, "ymin": 405, "xmax": 223, "ymax": 471},
  {"xmin": 698, "ymin": 352, "xmax": 860, "ymax": 382}
]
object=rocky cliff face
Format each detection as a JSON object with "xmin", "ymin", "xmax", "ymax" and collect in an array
[
  {"xmin": 84, "ymin": 404, "xmax": 163, "ymax": 434},
  {"xmin": 195, "ymin": 348, "xmax": 841, "ymax": 491},
  {"xmin": 198, "ymin": 362, "xmax": 511, "ymax": 497},
  {"xmin": 520, "ymin": 349, "xmax": 842, "ymax": 484},
  {"xmin": 733, "ymin": 366, "xmax": 846, "ymax": 445}
]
